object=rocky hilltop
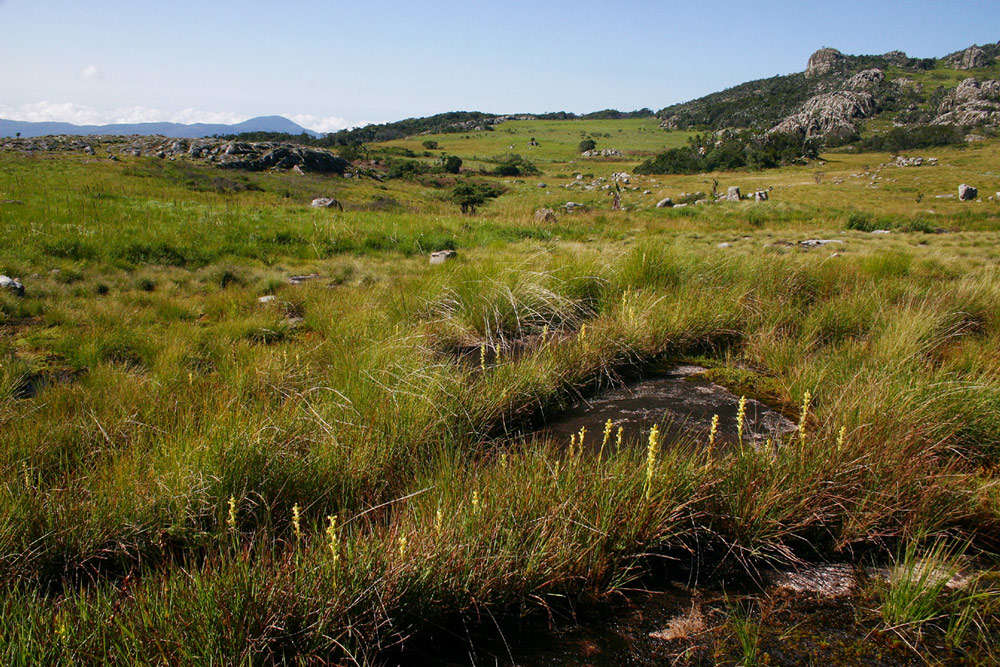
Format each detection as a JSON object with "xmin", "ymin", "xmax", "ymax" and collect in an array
[
  {"xmin": 657, "ymin": 41, "xmax": 1000, "ymax": 142},
  {"xmin": 0, "ymin": 135, "xmax": 350, "ymax": 174}
]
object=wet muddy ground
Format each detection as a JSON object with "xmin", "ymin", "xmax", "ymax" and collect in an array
[{"xmin": 536, "ymin": 365, "xmax": 796, "ymax": 451}]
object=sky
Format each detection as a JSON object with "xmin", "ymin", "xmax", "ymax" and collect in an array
[{"xmin": 0, "ymin": 0, "xmax": 997, "ymax": 132}]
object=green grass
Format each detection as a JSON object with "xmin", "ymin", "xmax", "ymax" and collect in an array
[{"xmin": 1, "ymin": 126, "xmax": 1000, "ymax": 662}]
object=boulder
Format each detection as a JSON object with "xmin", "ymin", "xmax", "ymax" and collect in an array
[
  {"xmin": 772, "ymin": 90, "xmax": 876, "ymax": 140},
  {"xmin": 958, "ymin": 184, "xmax": 978, "ymax": 201},
  {"xmin": 752, "ymin": 190, "xmax": 769, "ymax": 201},
  {"xmin": 429, "ymin": 250, "xmax": 456, "ymax": 265},
  {"xmin": 311, "ymin": 197, "xmax": 343, "ymax": 210},
  {"xmin": 805, "ymin": 48, "xmax": 846, "ymax": 77},
  {"xmin": 564, "ymin": 201, "xmax": 587, "ymax": 212},
  {"xmin": 725, "ymin": 186, "xmax": 741, "ymax": 201},
  {"xmin": 933, "ymin": 78, "xmax": 1000, "ymax": 126},
  {"xmin": 947, "ymin": 45, "xmax": 990, "ymax": 70},
  {"xmin": 534, "ymin": 208, "xmax": 558, "ymax": 223},
  {"xmin": 536, "ymin": 182, "xmax": 546, "ymax": 188},
  {"xmin": 0, "ymin": 275, "xmax": 24, "ymax": 296},
  {"xmin": 799, "ymin": 239, "xmax": 844, "ymax": 248},
  {"xmin": 656, "ymin": 197, "xmax": 673, "ymax": 208},
  {"xmin": 288, "ymin": 274, "xmax": 321, "ymax": 285}
]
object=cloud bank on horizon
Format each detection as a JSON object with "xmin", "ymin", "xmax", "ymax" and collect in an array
[{"xmin": 0, "ymin": 101, "xmax": 358, "ymax": 133}]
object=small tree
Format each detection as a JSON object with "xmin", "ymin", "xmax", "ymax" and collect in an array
[
  {"xmin": 451, "ymin": 183, "xmax": 501, "ymax": 215},
  {"xmin": 422, "ymin": 140, "xmax": 439, "ymax": 150},
  {"xmin": 443, "ymin": 155, "xmax": 462, "ymax": 174},
  {"xmin": 578, "ymin": 138, "xmax": 596, "ymax": 153}
]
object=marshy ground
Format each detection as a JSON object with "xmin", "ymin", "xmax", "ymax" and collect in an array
[{"xmin": 1, "ymin": 120, "xmax": 1000, "ymax": 663}]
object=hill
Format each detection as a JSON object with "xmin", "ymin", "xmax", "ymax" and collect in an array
[
  {"xmin": 0, "ymin": 114, "xmax": 319, "ymax": 139},
  {"xmin": 655, "ymin": 41, "xmax": 1000, "ymax": 143}
]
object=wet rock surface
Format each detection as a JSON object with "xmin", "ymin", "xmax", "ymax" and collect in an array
[{"xmin": 537, "ymin": 365, "xmax": 795, "ymax": 450}]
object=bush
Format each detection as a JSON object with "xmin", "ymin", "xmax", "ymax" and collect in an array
[
  {"xmin": 856, "ymin": 125, "xmax": 966, "ymax": 152},
  {"xmin": 578, "ymin": 139, "xmax": 596, "ymax": 153},
  {"xmin": 635, "ymin": 131, "xmax": 816, "ymax": 175},
  {"xmin": 422, "ymin": 140, "xmax": 439, "ymax": 150},
  {"xmin": 846, "ymin": 212, "xmax": 877, "ymax": 232},
  {"xmin": 451, "ymin": 182, "xmax": 503, "ymax": 214},
  {"xmin": 493, "ymin": 154, "xmax": 539, "ymax": 177},
  {"xmin": 443, "ymin": 156, "xmax": 462, "ymax": 174}
]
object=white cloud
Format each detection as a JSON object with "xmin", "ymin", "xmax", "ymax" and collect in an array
[
  {"xmin": 0, "ymin": 101, "xmax": 362, "ymax": 132},
  {"xmin": 80, "ymin": 65, "xmax": 101, "ymax": 80},
  {"xmin": 285, "ymin": 114, "xmax": 357, "ymax": 133}
]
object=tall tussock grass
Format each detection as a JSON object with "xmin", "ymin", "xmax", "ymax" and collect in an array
[{"xmin": 3, "ymin": 221, "xmax": 1000, "ymax": 659}]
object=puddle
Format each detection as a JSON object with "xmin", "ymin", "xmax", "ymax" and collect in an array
[{"xmin": 537, "ymin": 365, "xmax": 796, "ymax": 450}]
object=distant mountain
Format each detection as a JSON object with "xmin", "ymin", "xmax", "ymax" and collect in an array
[{"xmin": 0, "ymin": 115, "xmax": 320, "ymax": 139}]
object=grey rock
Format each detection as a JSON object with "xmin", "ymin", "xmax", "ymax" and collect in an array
[
  {"xmin": 534, "ymin": 208, "xmax": 558, "ymax": 223},
  {"xmin": 805, "ymin": 48, "xmax": 846, "ymax": 77},
  {"xmin": 0, "ymin": 275, "xmax": 24, "ymax": 296},
  {"xmin": 288, "ymin": 274, "xmax": 321, "ymax": 285},
  {"xmin": 564, "ymin": 201, "xmax": 587, "ymax": 212},
  {"xmin": 947, "ymin": 45, "xmax": 990, "ymax": 70},
  {"xmin": 933, "ymin": 78, "xmax": 1000, "ymax": 126},
  {"xmin": 959, "ymin": 184, "xmax": 978, "ymax": 200},
  {"xmin": 752, "ymin": 190, "xmax": 769, "ymax": 201},
  {"xmin": 772, "ymin": 90, "xmax": 876, "ymax": 141},
  {"xmin": 311, "ymin": 197, "xmax": 343, "ymax": 210},
  {"xmin": 429, "ymin": 250, "xmax": 457, "ymax": 265},
  {"xmin": 725, "ymin": 186, "xmax": 741, "ymax": 201},
  {"xmin": 536, "ymin": 182, "xmax": 546, "ymax": 188},
  {"xmin": 799, "ymin": 239, "xmax": 844, "ymax": 248},
  {"xmin": 656, "ymin": 197, "xmax": 673, "ymax": 208},
  {"xmin": 257, "ymin": 295, "xmax": 277, "ymax": 304}
]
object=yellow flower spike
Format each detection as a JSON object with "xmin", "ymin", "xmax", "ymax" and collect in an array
[
  {"xmin": 616, "ymin": 425, "xmax": 623, "ymax": 450},
  {"xmin": 479, "ymin": 344, "xmax": 486, "ymax": 372},
  {"xmin": 798, "ymin": 391, "xmax": 812, "ymax": 446},
  {"xmin": 708, "ymin": 414, "xmax": 719, "ymax": 448},
  {"xmin": 226, "ymin": 495, "xmax": 237, "ymax": 532},
  {"xmin": 541, "ymin": 324, "xmax": 549, "ymax": 340},
  {"xmin": 326, "ymin": 515, "xmax": 339, "ymax": 564},
  {"xmin": 471, "ymin": 490, "xmax": 480, "ymax": 513},
  {"xmin": 599, "ymin": 419, "xmax": 613, "ymax": 462},
  {"xmin": 644, "ymin": 424, "xmax": 661, "ymax": 501},
  {"xmin": 500, "ymin": 452, "xmax": 508, "ymax": 468},
  {"xmin": 836, "ymin": 425, "xmax": 846, "ymax": 453},
  {"xmin": 736, "ymin": 396, "xmax": 747, "ymax": 446},
  {"xmin": 291, "ymin": 503, "xmax": 302, "ymax": 541},
  {"xmin": 577, "ymin": 426, "xmax": 587, "ymax": 454},
  {"xmin": 398, "ymin": 535, "xmax": 407, "ymax": 558},
  {"xmin": 434, "ymin": 507, "xmax": 443, "ymax": 534}
]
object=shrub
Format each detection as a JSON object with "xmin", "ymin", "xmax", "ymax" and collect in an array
[
  {"xmin": 578, "ymin": 139, "xmax": 596, "ymax": 153},
  {"xmin": 846, "ymin": 212, "xmax": 877, "ymax": 231},
  {"xmin": 443, "ymin": 156, "xmax": 462, "ymax": 174},
  {"xmin": 451, "ymin": 182, "xmax": 503, "ymax": 214},
  {"xmin": 421, "ymin": 140, "xmax": 439, "ymax": 150}
]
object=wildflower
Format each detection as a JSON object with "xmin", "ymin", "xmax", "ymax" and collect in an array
[
  {"xmin": 398, "ymin": 535, "xmax": 407, "ymax": 558},
  {"xmin": 480, "ymin": 344, "xmax": 486, "ymax": 371},
  {"xmin": 541, "ymin": 324, "xmax": 549, "ymax": 340},
  {"xmin": 326, "ymin": 515, "xmax": 339, "ymax": 564},
  {"xmin": 616, "ymin": 425, "xmax": 623, "ymax": 450},
  {"xmin": 836, "ymin": 425, "xmax": 846, "ymax": 453},
  {"xmin": 434, "ymin": 507, "xmax": 443, "ymax": 534},
  {"xmin": 645, "ymin": 424, "xmax": 661, "ymax": 500},
  {"xmin": 471, "ymin": 490, "xmax": 480, "ymax": 513},
  {"xmin": 798, "ymin": 390, "xmax": 812, "ymax": 445},
  {"xmin": 599, "ymin": 419, "xmax": 613, "ymax": 462},
  {"xmin": 226, "ymin": 495, "xmax": 237, "ymax": 531},
  {"xmin": 577, "ymin": 426, "xmax": 587, "ymax": 454},
  {"xmin": 708, "ymin": 414, "xmax": 719, "ymax": 449},
  {"xmin": 500, "ymin": 452, "xmax": 508, "ymax": 468},
  {"xmin": 292, "ymin": 503, "xmax": 302, "ymax": 541},
  {"xmin": 736, "ymin": 396, "xmax": 747, "ymax": 445},
  {"xmin": 579, "ymin": 324, "xmax": 587, "ymax": 340}
]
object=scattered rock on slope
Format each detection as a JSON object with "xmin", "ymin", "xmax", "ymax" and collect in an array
[
  {"xmin": 933, "ymin": 78, "xmax": 1000, "ymax": 126},
  {"xmin": 959, "ymin": 184, "xmax": 978, "ymax": 201},
  {"xmin": 772, "ymin": 90, "xmax": 876, "ymax": 141},
  {"xmin": 0, "ymin": 275, "xmax": 25, "ymax": 296}
]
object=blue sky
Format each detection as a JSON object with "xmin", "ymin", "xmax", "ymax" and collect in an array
[{"xmin": 0, "ymin": 0, "xmax": 997, "ymax": 131}]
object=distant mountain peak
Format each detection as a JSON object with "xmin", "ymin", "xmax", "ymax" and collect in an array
[{"xmin": 0, "ymin": 115, "xmax": 320, "ymax": 139}]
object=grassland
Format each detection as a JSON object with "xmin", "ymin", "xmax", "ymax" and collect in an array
[{"xmin": 2, "ymin": 122, "xmax": 1000, "ymax": 663}]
